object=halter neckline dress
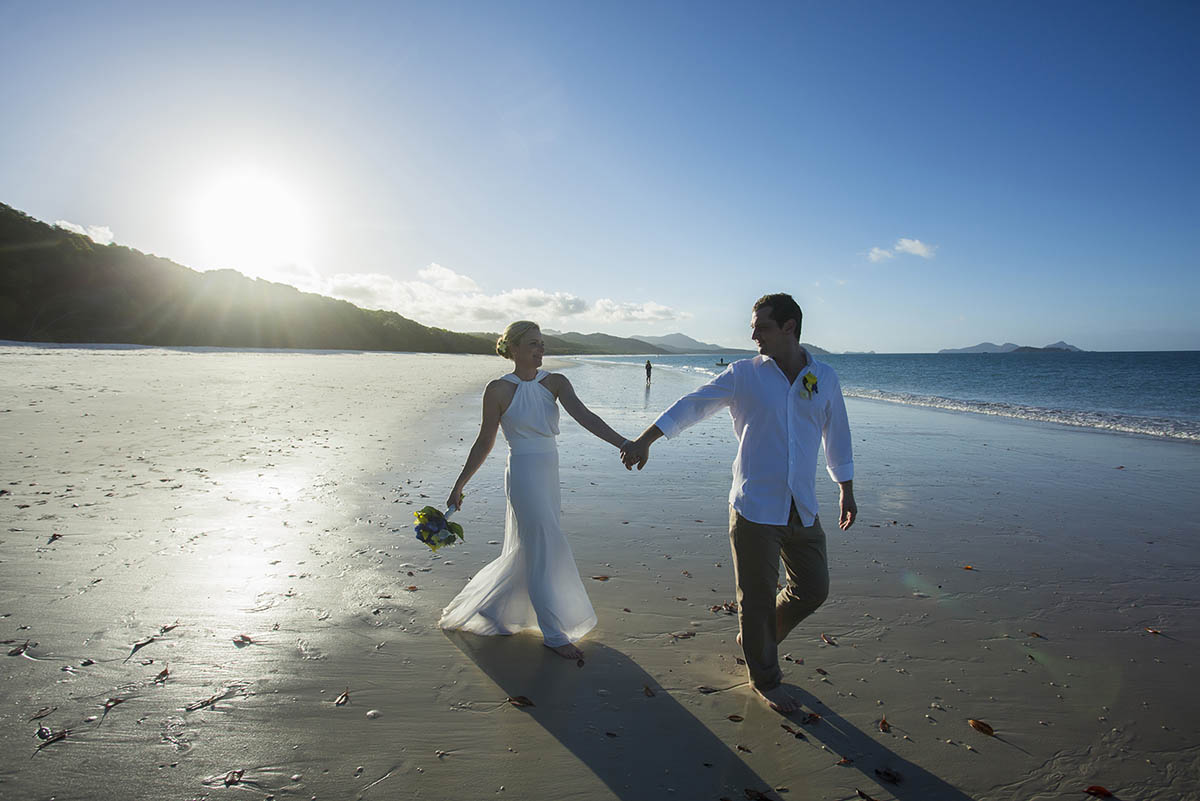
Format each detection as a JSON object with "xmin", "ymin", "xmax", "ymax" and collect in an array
[{"xmin": 438, "ymin": 370, "xmax": 597, "ymax": 646}]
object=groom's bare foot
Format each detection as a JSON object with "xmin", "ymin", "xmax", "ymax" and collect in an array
[
  {"xmin": 754, "ymin": 684, "xmax": 801, "ymax": 713},
  {"xmin": 546, "ymin": 642, "xmax": 583, "ymax": 660}
]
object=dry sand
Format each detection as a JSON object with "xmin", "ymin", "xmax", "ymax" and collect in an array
[{"xmin": 1, "ymin": 345, "xmax": 1198, "ymax": 801}]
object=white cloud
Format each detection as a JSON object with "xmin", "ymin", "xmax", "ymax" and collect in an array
[
  {"xmin": 298, "ymin": 263, "xmax": 685, "ymax": 330},
  {"xmin": 55, "ymin": 220, "xmax": 114, "ymax": 245},
  {"xmin": 868, "ymin": 238, "xmax": 937, "ymax": 262},
  {"xmin": 418, "ymin": 263, "xmax": 481, "ymax": 294},
  {"xmin": 592, "ymin": 298, "xmax": 684, "ymax": 322},
  {"xmin": 894, "ymin": 238, "xmax": 937, "ymax": 258}
]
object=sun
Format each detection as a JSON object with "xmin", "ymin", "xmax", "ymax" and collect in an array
[{"xmin": 188, "ymin": 167, "xmax": 314, "ymax": 283}]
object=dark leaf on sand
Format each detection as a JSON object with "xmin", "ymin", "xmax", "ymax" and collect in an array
[
  {"xmin": 1084, "ymin": 787, "xmax": 1114, "ymax": 798},
  {"xmin": 102, "ymin": 697, "xmax": 125, "ymax": 715},
  {"xmin": 643, "ymin": 685, "xmax": 656, "ymax": 697},
  {"xmin": 335, "ymin": 688, "xmax": 350, "ymax": 706},
  {"xmin": 232, "ymin": 634, "xmax": 254, "ymax": 647},
  {"xmin": 671, "ymin": 631, "xmax": 696, "ymax": 640},
  {"xmin": 35, "ymin": 726, "xmax": 54, "ymax": 739},
  {"xmin": 125, "ymin": 635, "xmax": 156, "ymax": 661},
  {"xmin": 507, "ymin": 695, "xmax": 535, "ymax": 708},
  {"xmin": 591, "ymin": 575, "xmax": 610, "ymax": 581},
  {"xmin": 623, "ymin": 607, "xmax": 632, "ymax": 613},
  {"xmin": 605, "ymin": 731, "xmax": 618, "ymax": 737},
  {"xmin": 1145, "ymin": 627, "xmax": 1162, "ymax": 635},
  {"xmin": 875, "ymin": 767, "xmax": 902, "ymax": 784},
  {"xmin": 159, "ymin": 622, "xmax": 179, "ymax": 634},
  {"xmin": 821, "ymin": 633, "xmax": 837, "ymax": 646},
  {"xmin": 744, "ymin": 790, "xmax": 771, "ymax": 800},
  {"xmin": 780, "ymin": 723, "xmax": 806, "ymax": 739},
  {"xmin": 802, "ymin": 712, "xmax": 822, "ymax": 725},
  {"xmin": 728, "ymin": 714, "xmax": 744, "ymax": 722},
  {"xmin": 674, "ymin": 596, "xmax": 688, "ymax": 601},
  {"xmin": 837, "ymin": 756, "xmax": 854, "ymax": 765},
  {"xmin": 815, "ymin": 667, "xmax": 828, "ymax": 675},
  {"xmin": 736, "ymin": 657, "xmax": 746, "ymax": 665},
  {"xmin": 185, "ymin": 687, "xmax": 241, "ymax": 712},
  {"xmin": 154, "ymin": 666, "xmax": 169, "ymax": 684},
  {"xmin": 697, "ymin": 686, "xmax": 719, "ymax": 694},
  {"xmin": 8, "ymin": 640, "xmax": 32, "ymax": 656},
  {"xmin": 878, "ymin": 716, "xmax": 891, "ymax": 733},
  {"xmin": 405, "ymin": 585, "xmax": 419, "ymax": 591},
  {"xmin": 968, "ymin": 718, "xmax": 995, "ymax": 736},
  {"xmin": 34, "ymin": 728, "xmax": 69, "ymax": 752},
  {"xmin": 856, "ymin": 790, "xmax": 879, "ymax": 801},
  {"xmin": 736, "ymin": 744, "xmax": 752, "ymax": 753},
  {"xmin": 29, "ymin": 706, "xmax": 55, "ymax": 721},
  {"xmin": 1027, "ymin": 631, "xmax": 1043, "ymax": 639},
  {"xmin": 224, "ymin": 769, "xmax": 245, "ymax": 786}
]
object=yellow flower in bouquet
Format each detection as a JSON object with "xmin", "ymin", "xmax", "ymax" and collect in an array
[{"xmin": 413, "ymin": 505, "xmax": 464, "ymax": 552}]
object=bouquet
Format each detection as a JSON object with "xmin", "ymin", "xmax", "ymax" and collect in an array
[{"xmin": 413, "ymin": 505, "xmax": 464, "ymax": 552}]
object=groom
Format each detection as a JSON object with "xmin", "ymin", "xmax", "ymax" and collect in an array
[{"xmin": 620, "ymin": 293, "xmax": 856, "ymax": 713}]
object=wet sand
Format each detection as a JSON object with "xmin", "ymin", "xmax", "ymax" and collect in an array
[{"xmin": 1, "ymin": 345, "xmax": 1198, "ymax": 800}]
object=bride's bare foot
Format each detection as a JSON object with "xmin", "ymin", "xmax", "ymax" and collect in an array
[
  {"xmin": 754, "ymin": 684, "xmax": 801, "ymax": 713},
  {"xmin": 545, "ymin": 641, "xmax": 583, "ymax": 660}
]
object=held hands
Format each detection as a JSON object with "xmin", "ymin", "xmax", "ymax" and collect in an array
[
  {"xmin": 446, "ymin": 485, "xmax": 465, "ymax": 511},
  {"xmin": 619, "ymin": 437, "xmax": 651, "ymax": 471}
]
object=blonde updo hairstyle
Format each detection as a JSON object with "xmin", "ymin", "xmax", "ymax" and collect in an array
[{"xmin": 496, "ymin": 320, "xmax": 540, "ymax": 360}]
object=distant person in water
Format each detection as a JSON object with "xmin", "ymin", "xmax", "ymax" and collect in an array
[
  {"xmin": 645, "ymin": 359, "xmax": 652, "ymax": 384},
  {"xmin": 439, "ymin": 321, "xmax": 631, "ymax": 660},
  {"xmin": 620, "ymin": 293, "xmax": 856, "ymax": 712}
]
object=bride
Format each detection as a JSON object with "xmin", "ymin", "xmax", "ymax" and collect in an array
[{"xmin": 439, "ymin": 320, "xmax": 628, "ymax": 659}]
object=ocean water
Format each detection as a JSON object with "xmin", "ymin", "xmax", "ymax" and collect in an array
[{"xmin": 572, "ymin": 350, "xmax": 1200, "ymax": 442}]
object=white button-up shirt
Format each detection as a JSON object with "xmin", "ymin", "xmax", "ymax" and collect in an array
[{"xmin": 654, "ymin": 353, "xmax": 853, "ymax": 526}]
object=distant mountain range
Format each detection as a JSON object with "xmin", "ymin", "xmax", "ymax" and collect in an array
[{"xmin": 938, "ymin": 341, "xmax": 1083, "ymax": 354}]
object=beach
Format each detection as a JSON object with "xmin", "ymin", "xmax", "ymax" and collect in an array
[{"xmin": 2, "ymin": 346, "xmax": 1198, "ymax": 801}]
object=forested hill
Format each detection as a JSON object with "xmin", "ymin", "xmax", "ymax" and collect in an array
[
  {"xmin": 3, "ymin": 203, "xmax": 670, "ymax": 355},
  {"xmin": 0, "ymin": 203, "xmax": 505, "ymax": 353}
]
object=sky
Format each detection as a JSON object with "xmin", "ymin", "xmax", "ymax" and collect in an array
[{"xmin": 2, "ymin": 1, "xmax": 1198, "ymax": 353}]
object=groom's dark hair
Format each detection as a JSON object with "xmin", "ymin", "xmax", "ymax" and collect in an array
[{"xmin": 753, "ymin": 293, "xmax": 803, "ymax": 341}]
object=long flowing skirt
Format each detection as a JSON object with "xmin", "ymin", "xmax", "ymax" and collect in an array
[{"xmin": 438, "ymin": 448, "xmax": 596, "ymax": 646}]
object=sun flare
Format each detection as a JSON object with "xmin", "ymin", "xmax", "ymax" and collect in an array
[{"xmin": 188, "ymin": 167, "xmax": 314, "ymax": 283}]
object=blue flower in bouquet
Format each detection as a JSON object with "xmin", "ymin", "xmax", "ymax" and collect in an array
[{"xmin": 414, "ymin": 505, "xmax": 464, "ymax": 552}]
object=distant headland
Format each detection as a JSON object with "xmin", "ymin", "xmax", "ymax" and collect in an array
[{"xmin": 938, "ymin": 341, "xmax": 1083, "ymax": 354}]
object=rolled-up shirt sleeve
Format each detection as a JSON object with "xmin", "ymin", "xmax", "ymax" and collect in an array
[
  {"xmin": 654, "ymin": 366, "xmax": 735, "ymax": 438},
  {"xmin": 821, "ymin": 372, "xmax": 854, "ymax": 482}
]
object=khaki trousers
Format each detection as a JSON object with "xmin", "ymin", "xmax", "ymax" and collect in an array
[{"xmin": 729, "ymin": 504, "xmax": 829, "ymax": 691}]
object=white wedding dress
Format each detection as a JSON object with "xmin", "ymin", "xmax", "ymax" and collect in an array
[{"xmin": 439, "ymin": 370, "xmax": 597, "ymax": 647}]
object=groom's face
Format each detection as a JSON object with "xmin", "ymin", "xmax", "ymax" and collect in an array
[{"xmin": 751, "ymin": 306, "xmax": 790, "ymax": 359}]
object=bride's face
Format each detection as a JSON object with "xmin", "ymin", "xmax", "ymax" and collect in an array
[{"xmin": 511, "ymin": 328, "xmax": 545, "ymax": 367}]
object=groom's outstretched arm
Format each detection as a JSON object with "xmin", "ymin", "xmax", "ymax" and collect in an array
[
  {"xmin": 621, "ymin": 425, "xmax": 664, "ymax": 471},
  {"xmin": 624, "ymin": 367, "xmax": 736, "ymax": 471}
]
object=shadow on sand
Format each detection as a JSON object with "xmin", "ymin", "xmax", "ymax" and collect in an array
[
  {"xmin": 446, "ymin": 631, "xmax": 778, "ymax": 800},
  {"xmin": 786, "ymin": 685, "xmax": 978, "ymax": 801},
  {"xmin": 448, "ymin": 631, "xmax": 977, "ymax": 801}
]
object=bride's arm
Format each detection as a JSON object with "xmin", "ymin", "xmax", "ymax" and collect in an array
[
  {"xmin": 547, "ymin": 374, "xmax": 627, "ymax": 449},
  {"xmin": 447, "ymin": 381, "xmax": 505, "ymax": 509}
]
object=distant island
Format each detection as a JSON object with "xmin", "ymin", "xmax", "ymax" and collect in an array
[
  {"xmin": 0, "ymin": 201, "xmax": 770, "ymax": 356},
  {"xmin": 938, "ymin": 341, "xmax": 1083, "ymax": 354}
]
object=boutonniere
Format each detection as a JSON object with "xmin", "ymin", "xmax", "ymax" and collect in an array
[{"xmin": 801, "ymin": 372, "xmax": 818, "ymax": 399}]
